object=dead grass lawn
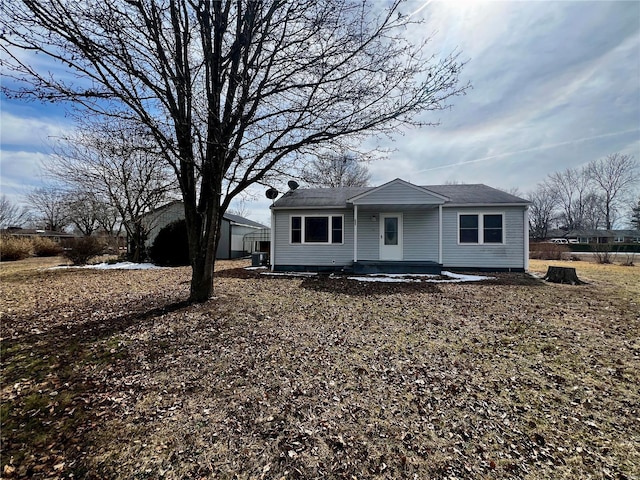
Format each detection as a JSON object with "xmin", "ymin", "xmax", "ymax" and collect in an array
[{"xmin": 1, "ymin": 257, "xmax": 638, "ymax": 479}]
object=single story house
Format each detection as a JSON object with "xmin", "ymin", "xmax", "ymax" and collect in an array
[
  {"xmin": 143, "ymin": 201, "xmax": 269, "ymax": 259},
  {"xmin": 1, "ymin": 227, "xmax": 76, "ymax": 244},
  {"xmin": 269, "ymin": 178, "xmax": 531, "ymax": 273},
  {"xmin": 547, "ymin": 229, "xmax": 640, "ymax": 244}
]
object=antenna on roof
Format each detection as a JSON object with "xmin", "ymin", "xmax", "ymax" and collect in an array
[
  {"xmin": 265, "ymin": 188, "xmax": 279, "ymax": 200},
  {"xmin": 288, "ymin": 180, "xmax": 299, "ymax": 190}
]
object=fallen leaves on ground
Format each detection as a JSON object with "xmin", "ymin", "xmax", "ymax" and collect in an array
[{"xmin": 1, "ymin": 257, "xmax": 638, "ymax": 479}]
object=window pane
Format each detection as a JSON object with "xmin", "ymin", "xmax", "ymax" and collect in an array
[
  {"xmin": 484, "ymin": 214, "xmax": 503, "ymax": 243},
  {"xmin": 484, "ymin": 229, "xmax": 502, "ymax": 243},
  {"xmin": 460, "ymin": 229, "xmax": 478, "ymax": 243},
  {"xmin": 305, "ymin": 217, "xmax": 328, "ymax": 242},
  {"xmin": 460, "ymin": 215, "xmax": 478, "ymax": 228},
  {"xmin": 332, "ymin": 216, "xmax": 342, "ymax": 244},
  {"xmin": 384, "ymin": 217, "xmax": 398, "ymax": 245},
  {"xmin": 484, "ymin": 215, "xmax": 502, "ymax": 229},
  {"xmin": 291, "ymin": 216, "xmax": 301, "ymax": 243}
]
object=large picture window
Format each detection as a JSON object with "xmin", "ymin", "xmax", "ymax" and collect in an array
[
  {"xmin": 291, "ymin": 215, "xmax": 344, "ymax": 244},
  {"xmin": 458, "ymin": 213, "xmax": 504, "ymax": 244}
]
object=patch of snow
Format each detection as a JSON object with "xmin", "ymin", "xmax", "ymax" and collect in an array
[
  {"xmin": 51, "ymin": 262, "xmax": 165, "ymax": 270},
  {"xmin": 441, "ymin": 271, "xmax": 493, "ymax": 282},
  {"xmin": 345, "ymin": 271, "xmax": 494, "ymax": 284},
  {"xmin": 245, "ymin": 266, "xmax": 268, "ymax": 270},
  {"xmin": 261, "ymin": 271, "xmax": 317, "ymax": 277},
  {"xmin": 347, "ymin": 276, "xmax": 422, "ymax": 283},
  {"xmin": 366, "ymin": 273, "xmax": 439, "ymax": 278}
]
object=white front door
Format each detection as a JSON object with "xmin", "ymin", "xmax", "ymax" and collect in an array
[{"xmin": 379, "ymin": 213, "xmax": 403, "ymax": 260}]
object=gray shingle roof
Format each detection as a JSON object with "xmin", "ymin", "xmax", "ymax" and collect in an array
[
  {"xmin": 421, "ymin": 184, "xmax": 529, "ymax": 204},
  {"xmin": 223, "ymin": 212, "xmax": 267, "ymax": 229},
  {"xmin": 272, "ymin": 183, "xmax": 529, "ymax": 208},
  {"xmin": 273, "ymin": 187, "xmax": 370, "ymax": 208}
]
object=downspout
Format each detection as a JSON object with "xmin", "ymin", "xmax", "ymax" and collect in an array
[
  {"xmin": 524, "ymin": 206, "xmax": 529, "ymax": 271},
  {"xmin": 353, "ymin": 204, "xmax": 358, "ymax": 263},
  {"xmin": 438, "ymin": 204, "xmax": 443, "ymax": 265},
  {"xmin": 270, "ymin": 208, "xmax": 275, "ymax": 271}
]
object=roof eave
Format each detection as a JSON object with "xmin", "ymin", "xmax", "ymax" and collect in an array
[{"xmin": 444, "ymin": 202, "xmax": 531, "ymax": 208}]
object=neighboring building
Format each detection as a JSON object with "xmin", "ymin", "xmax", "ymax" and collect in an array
[
  {"xmin": 546, "ymin": 229, "xmax": 640, "ymax": 244},
  {"xmin": 1, "ymin": 227, "xmax": 76, "ymax": 245},
  {"xmin": 142, "ymin": 201, "xmax": 269, "ymax": 259},
  {"xmin": 269, "ymin": 178, "xmax": 531, "ymax": 273}
]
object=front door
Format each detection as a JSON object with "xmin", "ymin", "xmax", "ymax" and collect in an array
[{"xmin": 379, "ymin": 213, "xmax": 403, "ymax": 260}]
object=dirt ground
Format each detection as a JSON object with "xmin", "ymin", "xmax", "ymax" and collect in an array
[{"xmin": 1, "ymin": 257, "xmax": 638, "ymax": 479}]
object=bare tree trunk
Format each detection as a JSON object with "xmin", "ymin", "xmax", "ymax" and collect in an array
[{"xmin": 184, "ymin": 191, "xmax": 223, "ymax": 302}]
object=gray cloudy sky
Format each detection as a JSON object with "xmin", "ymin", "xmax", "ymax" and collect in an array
[{"xmin": 1, "ymin": 0, "xmax": 639, "ymax": 226}]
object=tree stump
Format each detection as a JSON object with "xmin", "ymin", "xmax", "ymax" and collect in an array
[{"xmin": 543, "ymin": 266, "xmax": 586, "ymax": 285}]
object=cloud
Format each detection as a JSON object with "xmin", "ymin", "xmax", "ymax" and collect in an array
[
  {"xmin": 363, "ymin": 0, "xmax": 640, "ymax": 193},
  {"xmin": 0, "ymin": 110, "xmax": 72, "ymax": 152},
  {"xmin": 0, "ymin": 150, "xmax": 52, "ymax": 204},
  {"xmin": 0, "ymin": 0, "xmax": 638, "ymax": 210}
]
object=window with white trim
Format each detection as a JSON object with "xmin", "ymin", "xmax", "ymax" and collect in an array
[
  {"xmin": 459, "ymin": 213, "xmax": 504, "ymax": 244},
  {"xmin": 290, "ymin": 215, "xmax": 343, "ymax": 244}
]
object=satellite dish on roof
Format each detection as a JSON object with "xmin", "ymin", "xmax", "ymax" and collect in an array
[
  {"xmin": 265, "ymin": 188, "xmax": 279, "ymax": 200},
  {"xmin": 288, "ymin": 180, "xmax": 299, "ymax": 190}
]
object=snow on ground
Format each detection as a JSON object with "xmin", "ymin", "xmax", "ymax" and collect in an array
[
  {"xmin": 51, "ymin": 262, "xmax": 165, "ymax": 270},
  {"xmin": 348, "ymin": 271, "xmax": 494, "ymax": 283},
  {"xmin": 245, "ymin": 266, "xmax": 268, "ymax": 270},
  {"xmin": 261, "ymin": 271, "xmax": 318, "ymax": 277},
  {"xmin": 253, "ymin": 268, "xmax": 493, "ymax": 283}
]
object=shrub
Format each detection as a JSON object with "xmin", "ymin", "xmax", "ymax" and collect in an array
[
  {"xmin": 529, "ymin": 242, "xmax": 570, "ymax": 260},
  {"xmin": 63, "ymin": 236, "xmax": 105, "ymax": 265},
  {"xmin": 0, "ymin": 235, "xmax": 33, "ymax": 261},
  {"xmin": 31, "ymin": 237, "xmax": 63, "ymax": 257},
  {"xmin": 620, "ymin": 252, "xmax": 635, "ymax": 266},
  {"xmin": 591, "ymin": 243, "xmax": 613, "ymax": 264},
  {"xmin": 149, "ymin": 220, "xmax": 190, "ymax": 266}
]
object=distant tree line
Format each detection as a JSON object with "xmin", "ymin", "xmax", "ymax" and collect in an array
[{"xmin": 527, "ymin": 153, "xmax": 639, "ymax": 239}]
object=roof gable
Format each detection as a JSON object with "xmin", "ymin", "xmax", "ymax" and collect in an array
[{"xmin": 348, "ymin": 178, "xmax": 448, "ymax": 205}]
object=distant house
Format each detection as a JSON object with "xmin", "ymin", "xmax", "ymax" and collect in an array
[
  {"xmin": 547, "ymin": 229, "xmax": 640, "ymax": 244},
  {"xmin": 1, "ymin": 227, "xmax": 76, "ymax": 245},
  {"xmin": 142, "ymin": 201, "xmax": 269, "ymax": 259},
  {"xmin": 269, "ymin": 178, "xmax": 531, "ymax": 273}
]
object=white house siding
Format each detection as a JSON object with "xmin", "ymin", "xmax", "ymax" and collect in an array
[
  {"xmin": 144, "ymin": 202, "xmax": 184, "ymax": 249},
  {"xmin": 273, "ymin": 209, "xmax": 354, "ymax": 268},
  {"xmin": 230, "ymin": 225, "xmax": 257, "ymax": 257},
  {"xmin": 404, "ymin": 210, "xmax": 440, "ymax": 261},
  {"xmin": 356, "ymin": 209, "xmax": 378, "ymax": 260},
  {"xmin": 441, "ymin": 206, "xmax": 525, "ymax": 269},
  {"xmin": 356, "ymin": 209, "xmax": 439, "ymax": 261}
]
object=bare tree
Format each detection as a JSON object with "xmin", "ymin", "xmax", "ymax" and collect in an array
[
  {"xmin": 630, "ymin": 197, "xmax": 640, "ymax": 230},
  {"xmin": 24, "ymin": 186, "xmax": 70, "ymax": 232},
  {"xmin": 581, "ymin": 192, "xmax": 605, "ymax": 230},
  {"xmin": 49, "ymin": 120, "xmax": 176, "ymax": 262},
  {"xmin": 587, "ymin": 153, "xmax": 638, "ymax": 229},
  {"xmin": 95, "ymin": 201, "xmax": 122, "ymax": 238},
  {"xmin": 526, "ymin": 182, "xmax": 558, "ymax": 240},
  {"xmin": 227, "ymin": 198, "xmax": 250, "ymax": 219},
  {"xmin": 0, "ymin": 195, "xmax": 28, "ymax": 228},
  {"xmin": 65, "ymin": 190, "xmax": 101, "ymax": 236},
  {"xmin": 2, "ymin": 0, "xmax": 468, "ymax": 301},
  {"xmin": 302, "ymin": 153, "xmax": 371, "ymax": 188},
  {"xmin": 547, "ymin": 166, "xmax": 593, "ymax": 230}
]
